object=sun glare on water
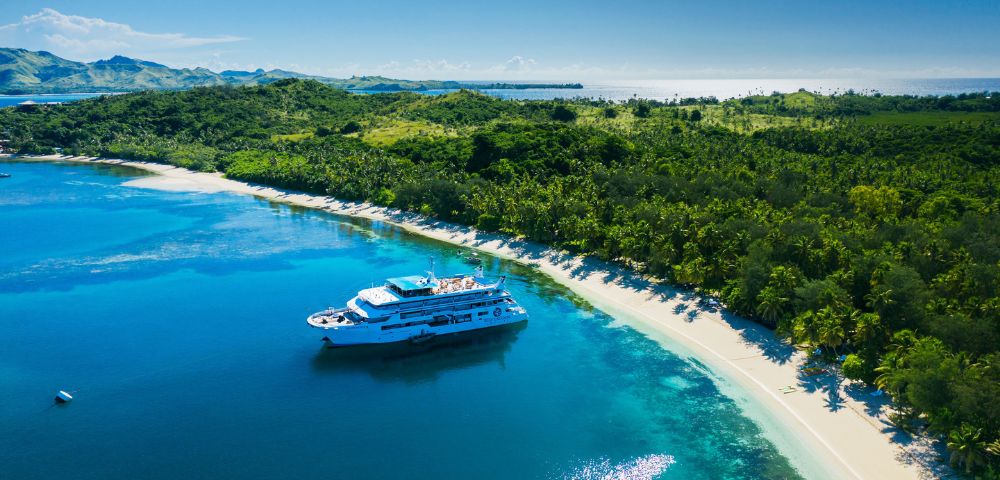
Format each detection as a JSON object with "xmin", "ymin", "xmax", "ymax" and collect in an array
[{"xmin": 559, "ymin": 454, "xmax": 676, "ymax": 480}]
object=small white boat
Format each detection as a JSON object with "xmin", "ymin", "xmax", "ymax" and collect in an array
[{"xmin": 55, "ymin": 390, "xmax": 73, "ymax": 403}]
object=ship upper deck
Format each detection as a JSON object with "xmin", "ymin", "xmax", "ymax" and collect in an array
[{"xmin": 359, "ymin": 274, "xmax": 492, "ymax": 306}]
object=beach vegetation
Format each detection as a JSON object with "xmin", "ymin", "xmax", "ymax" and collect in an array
[{"xmin": 3, "ymin": 80, "xmax": 999, "ymax": 475}]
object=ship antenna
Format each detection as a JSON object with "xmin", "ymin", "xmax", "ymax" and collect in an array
[{"xmin": 427, "ymin": 256, "xmax": 436, "ymax": 282}]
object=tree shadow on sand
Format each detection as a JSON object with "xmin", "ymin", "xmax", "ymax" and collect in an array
[
  {"xmin": 796, "ymin": 368, "xmax": 846, "ymax": 412},
  {"xmin": 718, "ymin": 310, "xmax": 797, "ymax": 365},
  {"xmin": 843, "ymin": 382, "xmax": 892, "ymax": 418},
  {"xmin": 840, "ymin": 382, "xmax": 954, "ymax": 478}
]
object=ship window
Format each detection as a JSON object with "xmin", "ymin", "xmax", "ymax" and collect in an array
[
  {"xmin": 401, "ymin": 288, "xmax": 431, "ymax": 298},
  {"xmin": 478, "ymin": 311, "xmax": 488, "ymax": 316}
]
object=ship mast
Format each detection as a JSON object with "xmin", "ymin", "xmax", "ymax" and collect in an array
[{"xmin": 427, "ymin": 256, "xmax": 437, "ymax": 283}]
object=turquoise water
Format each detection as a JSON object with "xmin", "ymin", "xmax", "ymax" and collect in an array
[{"xmin": 0, "ymin": 161, "xmax": 803, "ymax": 479}]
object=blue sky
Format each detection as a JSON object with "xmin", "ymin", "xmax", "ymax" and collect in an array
[{"xmin": 1, "ymin": 1, "xmax": 998, "ymax": 80}]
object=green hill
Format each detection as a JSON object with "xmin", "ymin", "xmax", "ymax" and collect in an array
[
  {"xmin": 0, "ymin": 49, "xmax": 225, "ymax": 93},
  {"xmin": 0, "ymin": 48, "xmax": 581, "ymax": 94}
]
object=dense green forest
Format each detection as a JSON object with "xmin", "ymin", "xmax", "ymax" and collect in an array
[{"xmin": 2, "ymin": 80, "xmax": 999, "ymax": 476}]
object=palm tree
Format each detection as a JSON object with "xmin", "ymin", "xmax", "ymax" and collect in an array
[
  {"xmin": 792, "ymin": 310, "xmax": 820, "ymax": 346},
  {"xmin": 769, "ymin": 265, "xmax": 798, "ymax": 291},
  {"xmin": 865, "ymin": 287, "xmax": 895, "ymax": 311},
  {"xmin": 817, "ymin": 306, "xmax": 846, "ymax": 355},
  {"xmin": 873, "ymin": 362, "xmax": 897, "ymax": 394},
  {"xmin": 791, "ymin": 235, "xmax": 814, "ymax": 264},
  {"xmin": 874, "ymin": 330, "xmax": 918, "ymax": 393},
  {"xmin": 947, "ymin": 423, "xmax": 987, "ymax": 474},
  {"xmin": 986, "ymin": 439, "xmax": 1000, "ymax": 458},
  {"xmin": 756, "ymin": 287, "xmax": 788, "ymax": 326},
  {"xmin": 853, "ymin": 312, "xmax": 885, "ymax": 346}
]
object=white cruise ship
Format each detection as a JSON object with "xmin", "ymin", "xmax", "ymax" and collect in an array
[{"xmin": 307, "ymin": 266, "xmax": 528, "ymax": 346}]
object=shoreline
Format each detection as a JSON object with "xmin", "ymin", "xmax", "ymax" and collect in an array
[{"xmin": 4, "ymin": 154, "xmax": 938, "ymax": 479}]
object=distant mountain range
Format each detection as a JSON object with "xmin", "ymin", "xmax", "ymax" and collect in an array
[{"xmin": 0, "ymin": 48, "xmax": 582, "ymax": 94}]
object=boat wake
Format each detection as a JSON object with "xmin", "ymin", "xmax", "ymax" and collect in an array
[{"xmin": 558, "ymin": 454, "xmax": 675, "ymax": 480}]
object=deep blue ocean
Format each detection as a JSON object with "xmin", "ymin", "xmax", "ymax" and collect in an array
[
  {"xmin": 3, "ymin": 78, "xmax": 999, "ymax": 108},
  {"xmin": 0, "ymin": 161, "xmax": 808, "ymax": 479}
]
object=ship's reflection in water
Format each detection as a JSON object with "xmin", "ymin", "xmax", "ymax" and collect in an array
[{"xmin": 310, "ymin": 322, "xmax": 527, "ymax": 384}]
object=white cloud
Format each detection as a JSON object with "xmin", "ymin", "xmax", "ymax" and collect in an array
[
  {"xmin": 370, "ymin": 59, "xmax": 471, "ymax": 78},
  {"xmin": 0, "ymin": 8, "xmax": 245, "ymax": 61},
  {"xmin": 492, "ymin": 55, "xmax": 536, "ymax": 72},
  {"xmin": 318, "ymin": 56, "xmax": 607, "ymax": 81}
]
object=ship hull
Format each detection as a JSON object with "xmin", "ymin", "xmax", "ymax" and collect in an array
[{"xmin": 313, "ymin": 310, "xmax": 529, "ymax": 347}]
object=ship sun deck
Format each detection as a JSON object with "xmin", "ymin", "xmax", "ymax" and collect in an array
[
  {"xmin": 431, "ymin": 275, "xmax": 485, "ymax": 295},
  {"xmin": 361, "ymin": 274, "xmax": 489, "ymax": 306}
]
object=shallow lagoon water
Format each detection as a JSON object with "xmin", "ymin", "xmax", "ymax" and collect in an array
[{"xmin": 0, "ymin": 161, "xmax": 803, "ymax": 479}]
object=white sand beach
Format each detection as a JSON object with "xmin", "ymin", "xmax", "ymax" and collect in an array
[{"xmin": 5, "ymin": 155, "xmax": 941, "ymax": 479}]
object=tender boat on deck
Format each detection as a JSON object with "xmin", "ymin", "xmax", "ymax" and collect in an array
[{"xmin": 308, "ymin": 266, "xmax": 528, "ymax": 346}]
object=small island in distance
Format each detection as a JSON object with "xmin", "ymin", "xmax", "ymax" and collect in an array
[{"xmin": 0, "ymin": 48, "xmax": 583, "ymax": 95}]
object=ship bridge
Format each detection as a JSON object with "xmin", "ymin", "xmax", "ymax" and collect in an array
[{"xmin": 387, "ymin": 275, "xmax": 439, "ymax": 297}]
